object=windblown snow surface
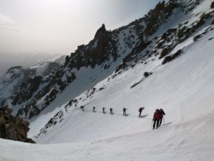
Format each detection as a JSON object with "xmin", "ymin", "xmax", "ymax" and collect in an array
[{"xmin": 1, "ymin": 1, "xmax": 214, "ymax": 161}]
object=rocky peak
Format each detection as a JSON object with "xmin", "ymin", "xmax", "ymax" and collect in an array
[{"xmin": 94, "ymin": 24, "xmax": 107, "ymax": 40}]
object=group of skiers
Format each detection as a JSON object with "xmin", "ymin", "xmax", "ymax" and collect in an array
[
  {"xmin": 81, "ymin": 105, "xmax": 166, "ymax": 130},
  {"xmin": 81, "ymin": 106, "xmax": 145, "ymax": 117},
  {"xmin": 101, "ymin": 107, "xmax": 119, "ymax": 115},
  {"xmin": 97, "ymin": 107, "xmax": 129, "ymax": 116},
  {"xmin": 152, "ymin": 109, "xmax": 165, "ymax": 129}
]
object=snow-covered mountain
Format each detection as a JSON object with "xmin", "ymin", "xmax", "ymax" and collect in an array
[
  {"xmin": 1, "ymin": 0, "xmax": 214, "ymax": 160},
  {"xmin": 0, "ymin": 62, "xmax": 61, "ymax": 114},
  {"xmin": 2, "ymin": 0, "xmax": 212, "ymax": 121},
  {"xmin": 0, "ymin": 53, "xmax": 65, "ymax": 76}
]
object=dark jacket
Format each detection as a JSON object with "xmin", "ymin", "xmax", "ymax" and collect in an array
[
  {"xmin": 159, "ymin": 109, "xmax": 165, "ymax": 118},
  {"xmin": 139, "ymin": 107, "xmax": 144, "ymax": 112}
]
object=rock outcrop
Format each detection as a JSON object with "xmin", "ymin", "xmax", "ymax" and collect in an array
[{"xmin": 0, "ymin": 106, "xmax": 35, "ymax": 143}]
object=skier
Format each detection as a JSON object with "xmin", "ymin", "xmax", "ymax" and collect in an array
[
  {"xmin": 93, "ymin": 106, "xmax": 96, "ymax": 112},
  {"xmin": 158, "ymin": 108, "xmax": 165, "ymax": 126},
  {"xmin": 153, "ymin": 109, "xmax": 160, "ymax": 129},
  {"xmin": 123, "ymin": 108, "xmax": 127, "ymax": 116},
  {"xmin": 103, "ymin": 107, "xmax": 106, "ymax": 114},
  {"xmin": 110, "ymin": 108, "xmax": 113, "ymax": 114},
  {"xmin": 138, "ymin": 107, "xmax": 145, "ymax": 117}
]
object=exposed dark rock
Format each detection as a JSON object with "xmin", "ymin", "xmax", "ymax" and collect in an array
[
  {"xmin": 144, "ymin": 72, "xmax": 153, "ymax": 77},
  {"xmin": 193, "ymin": 34, "xmax": 202, "ymax": 41},
  {"xmin": 94, "ymin": 24, "xmax": 107, "ymax": 39},
  {"xmin": 144, "ymin": 72, "xmax": 150, "ymax": 77},
  {"xmin": 143, "ymin": 1, "xmax": 180, "ymax": 37},
  {"xmin": 132, "ymin": 39, "xmax": 150, "ymax": 54},
  {"xmin": 115, "ymin": 61, "xmax": 127, "ymax": 73},
  {"xmin": 211, "ymin": 1, "xmax": 214, "ymax": 8},
  {"xmin": 162, "ymin": 49, "xmax": 182, "ymax": 65},
  {"xmin": 38, "ymin": 110, "xmax": 64, "ymax": 135},
  {"xmin": 0, "ymin": 106, "xmax": 35, "ymax": 143},
  {"xmin": 159, "ymin": 47, "xmax": 170, "ymax": 59}
]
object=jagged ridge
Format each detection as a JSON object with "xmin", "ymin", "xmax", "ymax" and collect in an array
[{"xmin": 0, "ymin": 0, "xmax": 213, "ymax": 121}]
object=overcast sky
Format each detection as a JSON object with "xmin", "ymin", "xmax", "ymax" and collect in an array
[{"xmin": 0, "ymin": 0, "xmax": 162, "ymax": 56}]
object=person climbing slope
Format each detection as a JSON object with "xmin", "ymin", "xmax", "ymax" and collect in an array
[
  {"xmin": 123, "ymin": 108, "xmax": 127, "ymax": 116},
  {"xmin": 93, "ymin": 106, "xmax": 96, "ymax": 112},
  {"xmin": 153, "ymin": 109, "xmax": 160, "ymax": 129},
  {"xmin": 138, "ymin": 107, "xmax": 144, "ymax": 117},
  {"xmin": 110, "ymin": 108, "xmax": 113, "ymax": 114},
  {"xmin": 80, "ymin": 106, "xmax": 84, "ymax": 111},
  {"xmin": 158, "ymin": 108, "xmax": 165, "ymax": 126},
  {"xmin": 103, "ymin": 107, "xmax": 106, "ymax": 114}
]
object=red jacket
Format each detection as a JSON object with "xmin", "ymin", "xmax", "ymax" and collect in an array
[{"xmin": 153, "ymin": 112, "xmax": 160, "ymax": 120}]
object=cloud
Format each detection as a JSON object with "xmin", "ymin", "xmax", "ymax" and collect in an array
[
  {"xmin": 0, "ymin": 12, "xmax": 20, "ymax": 31},
  {"xmin": 0, "ymin": 12, "xmax": 16, "ymax": 25},
  {"xmin": 0, "ymin": 24, "xmax": 20, "ymax": 31}
]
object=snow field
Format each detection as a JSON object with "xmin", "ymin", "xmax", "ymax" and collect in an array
[
  {"xmin": 32, "ymin": 27, "xmax": 214, "ymax": 147},
  {"xmin": 1, "ymin": 1, "xmax": 214, "ymax": 160}
]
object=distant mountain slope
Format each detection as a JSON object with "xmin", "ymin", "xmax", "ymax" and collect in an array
[
  {"xmin": 0, "ymin": 53, "xmax": 64, "ymax": 76},
  {"xmin": 0, "ymin": 62, "xmax": 61, "ymax": 115}
]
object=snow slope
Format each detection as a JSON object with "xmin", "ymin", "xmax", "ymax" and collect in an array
[
  {"xmin": 1, "ymin": 34, "xmax": 214, "ymax": 160},
  {"xmin": 30, "ymin": 25, "xmax": 214, "ymax": 144},
  {"xmin": 1, "ymin": 1, "xmax": 214, "ymax": 161},
  {"xmin": 1, "ymin": 112, "xmax": 214, "ymax": 161},
  {"xmin": 2, "ymin": 23, "xmax": 210, "ymax": 161}
]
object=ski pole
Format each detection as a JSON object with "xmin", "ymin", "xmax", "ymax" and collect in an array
[{"xmin": 150, "ymin": 120, "xmax": 153, "ymax": 130}]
